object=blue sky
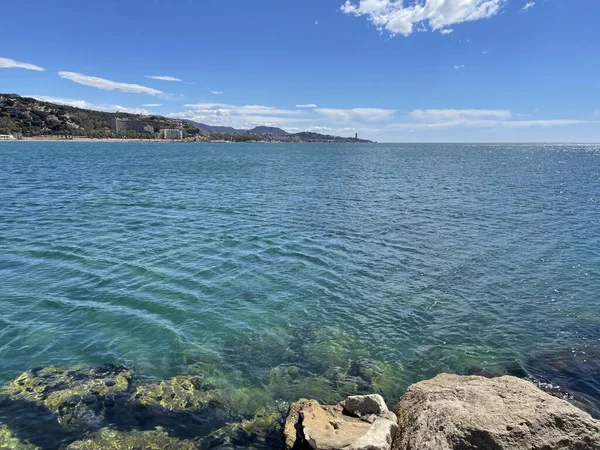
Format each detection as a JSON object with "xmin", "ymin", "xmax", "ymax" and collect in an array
[{"xmin": 1, "ymin": 0, "xmax": 598, "ymax": 142}]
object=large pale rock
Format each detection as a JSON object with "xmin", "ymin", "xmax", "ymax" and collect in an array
[
  {"xmin": 284, "ymin": 396, "xmax": 397, "ymax": 450},
  {"xmin": 393, "ymin": 373, "xmax": 600, "ymax": 450}
]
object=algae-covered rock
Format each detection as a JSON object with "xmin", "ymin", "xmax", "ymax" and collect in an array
[
  {"xmin": 134, "ymin": 375, "xmax": 223, "ymax": 411},
  {"xmin": 0, "ymin": 425, "xmax": 39, "ymax": 450},
  {"xmin": 66, "ymin": 428, "xmax": 197, "ymax": 450},
  {"xmin": 2, "ymin": 366, "xmax": 133, "ymax": 413},
  {"xmin": 0, "ymin": 366, "xmax": 237, "ymax": 443},
  {"xmin": 130, "ymin": 375, "xmax": 235, "ymax": 440},
  {"xmin": 0, "ymin": 365, "xmax": 135, "ymax": 430},
  {"xmin": 197, "ymin": 408, "xmax": 284, "ymax": 450}
]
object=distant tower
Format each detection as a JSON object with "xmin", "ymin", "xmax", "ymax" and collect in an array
[{"xmin": 355, "ymin": 132, "xmax": 358, "ymax": 139}]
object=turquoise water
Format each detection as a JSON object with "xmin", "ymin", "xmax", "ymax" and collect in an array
[{"xmin": 1, "ymin": 142, "xmax": 599, "ymax": 409}]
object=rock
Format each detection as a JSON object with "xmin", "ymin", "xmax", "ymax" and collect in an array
[
  {"xmin": 284, "ymin": 397, "xmax": 397, "ymax": 450},
  {"xmin": 66, "ymin": 427, "xmax": 197, "ymax": 450},
  {"xmin": 0, "ymin": 365, "xmax": 135, "ymax": 431},
  {"xmin": 0, "ymin": 425, "xmax": 39, "ymax": 450},
  {"xmin": 197, "ymin": 408, "xmax": 284, "ymax": 450},
  {"xmin": 341, "ymin": 394, "xmax": 388, "ymax": 421},
  {"xmin": 134, "ymin": 375, "xmax": 223, "ymax": 412},
  {"xmin": 0, "ymin": 365, "xmax": 235, "ymax": 443},
  {"xmin": 393, "ymin": 373, "xmax": 600, "ymax": 450}
]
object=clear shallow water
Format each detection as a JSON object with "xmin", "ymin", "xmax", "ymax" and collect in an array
[{"xmin": 1, "ymin": 142, "xmax": 599, "ymax": 409}]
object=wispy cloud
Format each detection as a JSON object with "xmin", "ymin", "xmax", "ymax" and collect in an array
[
  {"xmin": 392, "ymin": 109, "xmax": 592, "ymax": 130},
  {"xmin": 58, "ymin": 72, "xmax": 163, "ymax": 95},
  {"xmin": 521, "ymin": 2, "xmax": 535, "ymax": 12},
  {"xmin": 440, "ymin": 28, "xmax": 454, "ymax": 35},
  {"xmin": 0, "ymin": 57, "xmax": 45, "ymax": 71},
  {"xmin": 454, "ymin": 64, "xmax": 465, "ymax": 70},
  {"xmin": 315, "ymin": 108, "xmax": 396, "ymax": 122},
  {"xmin": 391, "ymin": 119, "xmax": 595, "ymax": 130},
  {"xmin": 411, "ymin": 109, "xmax": 512, "ymax": 121},
  {"xmin": 340, "ymin": 0, "xmax": 505, "ymax": 37},
  {"xmin": 296, "ymin": 104, "xmax": 317, "ymax": 108},
  {"xmin": 31, "ymin": 96, "xmax": 153, "ymax": 115},
  {"xmin": 184, "ymin": 103, "xmax": 299, "ymax": 116},
  {"xmin": 143, "ymin": 104, "xmax": 162, "ymax": 107},
  {"xmin": 308, "ymin": 126, "xmax": 332, "ymax": 133},
  {"xmin": 146, "ymin": 75, "xmax": 183, "ymax": 82},
  {"xmin": 211, "ymin": 90, "xmax": 224, "ymax": 95}
]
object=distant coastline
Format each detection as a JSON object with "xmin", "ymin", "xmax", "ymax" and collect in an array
[{"xmin": 0, "ymin": 94, "xmax": 375, "ymax": 144}]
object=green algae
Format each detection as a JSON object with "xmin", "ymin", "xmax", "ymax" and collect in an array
[
  {"xmin": 66, "ymin": 428, "xmax": 197, "ymax": 450},
  {"xmin": 2, "ymin": 366, "xmax": 134, "ymax": 414},
  {"xmin": 0, "ymin": 425, "xmax": 39, "ymax": 450},
  {"xmin": 196, "ymin": 408, "xmax": 284, "ymax": 450},
  {"xmin": 134, "ymin": 375, "xmax": 224, "ymax": 412}
]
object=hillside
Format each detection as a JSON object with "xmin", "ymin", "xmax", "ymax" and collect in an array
[
  {"xmin": 0, "ymin": 94, "xmax": 373, "ymax": 143},
  {"xmin": 0, "ymin": 94, "xmax": 205, "ymax": 139}
]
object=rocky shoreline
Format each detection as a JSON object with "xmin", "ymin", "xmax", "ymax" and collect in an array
[{"xmin": 1, "ymin": 365, "xmax": 599, "ymax": 450}]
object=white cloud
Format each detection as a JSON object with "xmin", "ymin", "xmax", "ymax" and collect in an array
[
  {"xmin": 315, "ymin": 107, "xmax": 396, "ymax": 122},
  {"xmin": 146, "ymin": 75, "xmax": 183, "ymax": 82},
  {"xmin": 0, "ymin": 57, "xmax": 45, "ymax": 71},
  {"xmin": 411, "ymin": 109, "xmax": 512, "ymax": 121},
  {"xmin": 296, "ymin": 104, "xmax": 318, "ymax": 108},
  {"xmin": 169, "ymin": 110, "xmax": 298, "ymax": 129},
  {"xmin": 391, "ymin": 118, "xmax": 594, "ymax": 130},
  {"xmin": 340, "ymin": 0, "xmax": 505, "ymax": 37},
  {"xmin": 440, "ymin": 28, "xmax": 454, "ymax": 35},
  {"xmin": 184, "ymin": 103, "xmax": 299, "ymax": 116},
  {"xmin": 454, "ymin": 64, "xmax": 465, "ymax": 70},
  {"xmin": 58, "ymin": 72, "xmax": 163, "ymax": 95},
  {"xmin": 315, "ymin": 20, "xmax": 319, "ymax": 25},
  {"xmin": 31, "ymin": 96, "xmax": 152, "ymax": 115},
  {"xmin": 308, "ymin": 126, "xmax": 332, "ymax": 133},
  {"xmin": 211, "ymin": 90, "xmax": 224, "ymax": 95},
  {"xmin": 143, "ymin": 104, "xmax": 162, "ymax": 107},
  {"xmin": 522, "ymin": 2, "xmax": 535, "ymax": 12}
]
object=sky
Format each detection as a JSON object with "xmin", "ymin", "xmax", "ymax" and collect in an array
[{"xmin": 1, "ymin": 0, "xmax": 599, "ymax": 142}]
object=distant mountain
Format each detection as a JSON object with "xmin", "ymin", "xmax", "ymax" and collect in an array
[
  {"xmin": 247, "ymin": 126, "xmax": 288, "ymax": 136},
  {"xmin": 184, "ymin": 120, "xmax": 288, "ymax": 136},
  {"xmin": 184, "ymin": 121, "xmax": 239, "ymax": 134}
]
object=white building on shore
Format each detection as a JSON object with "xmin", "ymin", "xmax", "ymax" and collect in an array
[
  {"xmin": 0, "ymin": 134, "xmax": 16, "ymax": 140},
  {"xmin": 160, "ymin": 129, "xmax": 183, "ymax": 140}
]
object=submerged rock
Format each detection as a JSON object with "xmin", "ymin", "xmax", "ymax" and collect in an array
[
  {"xmin": 134, "ymin": 375, "xmax": 223, "ymax": 411},
  {"xmin": 0, "ymin": 365, "xmax": 134, "ymax": 431},
  {"xmin": 284, "ymin": 395, "xmax": 397, "ymax": 450},
  {"xmin": 66, "ymin": 428, "xmax": 197, "ymax": 450},
  {"xmin": 197, "ymin": 408, "xmax": 284, "ymax": 450},
  {"xmin": 0, "ymin": 425, "xmax": 39, "ymax": 450},
  {"xmin": 0, "ymin": 366, "xmax": 237, "ymax": 445},
  {"xmin": 393, "ymin": 373, "xmax": 600, "ymax": 450}
]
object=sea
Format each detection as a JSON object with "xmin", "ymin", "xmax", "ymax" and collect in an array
[{"xmin": 0, "ymin": 142, "xmax": 599, "ymax": 443}]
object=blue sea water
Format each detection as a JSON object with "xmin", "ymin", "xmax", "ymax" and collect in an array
[{"xmin": 0, "ymin": 142, "xmax": 599, "ymax": 415}]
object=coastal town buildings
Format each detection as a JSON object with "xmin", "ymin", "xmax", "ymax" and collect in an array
[
  {"xmin": 109, "ymin": 118, "xmax": 144, "ymax": 133},
  {"xmin": 144, "ymin": 125, "xmax": 155, "ymax": 133},
  {"xmin": 160, "ymin": 128, "xmax": 183, "ymax": 140}
]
